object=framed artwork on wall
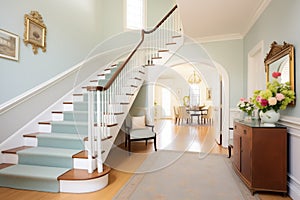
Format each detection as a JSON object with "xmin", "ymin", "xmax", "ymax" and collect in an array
[
  {"xmin": 0, "ymin": 29, "xmax": 20, "ymax": 61},
  {"xmin": 24, "ymin": 11, "xmax": 47, "ymax": 54},
  {"xmin": 206, "ymin": 88, "xmax": 212, "ymax": 100}
]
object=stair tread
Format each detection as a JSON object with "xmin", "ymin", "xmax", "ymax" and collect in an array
[
  {"xmin": 158, "ymin": 49, "xmax": 169, "ymax": 52},
  {"xmin": 0, "ymin": 164, "xmax": 70, "ymax": 179},
  {"xmin": 166, "ymin": 42, "xmax": 176, "ymax": 45},
  {"xmin": 73, "ymin": 150, "xmax": 88, "ymax": 159},
  {"xmin": 172, "ymin": 35, "xmax": 182, "ymax": 38},
  {"xmin": 2, "ymin": 146, "xmax": 33, "ymax": 154},
  {"xmin": 58, "ymin": 165, "xmax": 111, "ymax": 181},
  {"xmin": 73, "ymin": 94, "xmax": 83, "ymax": 96},
  {"xmin": 63, "ymin": 110, "xmax": 88, "ymax": 114},
  {"xmin": 37, "ymin": 133, "xmax": 85, "ymax": 140},
  {"xmin": 0, "ymin": 163, "xmax": 14, "ymax": 170},
  {"xmin": 51, "ymin": 121, "xmax": 88, "ymax": 126},
  {"xmin": 23, "ymin": 132, "xmax": 46, "ymax": 138},
  {"xmin": 17, "ymin": 147, "xmax": 82, "ymax": 157}
]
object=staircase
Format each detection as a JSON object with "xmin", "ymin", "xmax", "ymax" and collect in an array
[{"xmin": 0, "ymin": 5, "xmax": 182, "ymax": 193}]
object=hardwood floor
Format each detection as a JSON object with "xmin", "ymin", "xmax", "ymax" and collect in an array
[{"xmin": 0, "ymin": 119, "xmax": 291, "ymax": 200}]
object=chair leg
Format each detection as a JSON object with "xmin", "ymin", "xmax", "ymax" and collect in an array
[
  {"xmin": 154, "ymin": 136, "xmax": 157, "ymax": 151},
  {"xmin": 128, "ymin": 139, "xmax": 131, "ymax": 153}
]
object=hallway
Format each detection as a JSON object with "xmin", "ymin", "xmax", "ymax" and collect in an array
[{"xmin": 0, "ymin": 120, "xmax": 291, "ymax": 200}]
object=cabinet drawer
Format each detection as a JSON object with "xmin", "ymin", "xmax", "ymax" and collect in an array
[{"xmin": 234, "ymin": 122, "xmax": 251, "ymax": 136}]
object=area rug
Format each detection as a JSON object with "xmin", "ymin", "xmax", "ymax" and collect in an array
[{"xmin": 113, "ymin": 150, "xmax": 259, "ymax": 200}]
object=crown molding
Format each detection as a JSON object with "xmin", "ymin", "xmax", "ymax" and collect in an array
[
  {"xmin": 242, "ymin": 0, "xmax": 272, "ymax": 36},
  {"xmin": 193, "ymin": 33, "xmax": 243, "ymax": 43}
]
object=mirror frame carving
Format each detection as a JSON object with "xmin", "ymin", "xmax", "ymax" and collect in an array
[{"xmin": 264, "ymin": 41, "xmax": 295, "ymax": 93}]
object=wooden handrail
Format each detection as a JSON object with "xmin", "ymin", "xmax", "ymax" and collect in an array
[
  {"xmin": 87, "ymin": 5, "xmax": 178, "ymax": 92},
  {"xmin": 144, "ymin": 5, "xmax": 178, "ymax": 34}
]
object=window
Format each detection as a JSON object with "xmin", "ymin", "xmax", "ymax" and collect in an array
[
  {"xmin": 189, "ymin": 84, "xmax": 201, "ymax": 107},
  {"xmin": 126, "ymin": 0, "xmax": 145, "ymax": 30}
]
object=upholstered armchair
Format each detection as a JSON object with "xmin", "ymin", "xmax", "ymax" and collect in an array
[{"xmin": 124, "ymin": 115, "xmax": 157, "ymax": 153}]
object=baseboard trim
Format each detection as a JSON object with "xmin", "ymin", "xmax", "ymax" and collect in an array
[{"xmin": 288, "ymin": 174, "xmax": 300, "ymax": 200}]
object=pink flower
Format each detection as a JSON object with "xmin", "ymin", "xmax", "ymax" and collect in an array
[
  {"xmin": 260, "ymin": 99, "xmax": 268, "ymax": 107},
  {"xmin": 256, "ymin": 96, "xmax": 261, "ymax": 102},
  {"xmin": 276, "ymin": 93, "xmax": 285, "ymax": 101},
  {"xmin": 272, "ymin": 71, "xmax": 281, "ymax": 79},
  {"xmin": 268, "ymin": 97, "xmax": 277, "ymax": 106},
  {"xmin": 240, "ymin": 97, "xmax": 246, "ymax": 102}
]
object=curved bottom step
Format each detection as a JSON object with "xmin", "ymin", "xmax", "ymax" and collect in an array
[{"xmin": 59, "ymin": 165, "xmax": 111, "ymax": 193}]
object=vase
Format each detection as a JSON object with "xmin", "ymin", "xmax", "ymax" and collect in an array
[
  {"xmin": 244, "ymin": 115, "xmax": 252, "ymax": 122},
  {"xmin": 259, "ymin": 109, "xmax": 280, "ymax": 125}
]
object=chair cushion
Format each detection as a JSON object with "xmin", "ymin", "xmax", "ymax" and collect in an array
[
  {"xmin": 130, "ymin": 129, "xmax": 155, "ymax": 139},
  {"xmin": 131, "ymin": 116, "xmax": 146, "ymax": 129}
]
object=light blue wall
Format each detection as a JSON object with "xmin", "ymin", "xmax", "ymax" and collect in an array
[
  {"xmin": 100, "ymin": 0, "xmax": 124, "ymax": 40},
  {"xmin": 0, "ymin": 0, "xmax": 102, "ymax": 104},
  {"xmin": 147, "ymin": 0, "xmax": 175, "ymax": 28},
  {"xmin": 244, "ymin": 0, "xmax": 300, "ymax": 117},
  {"xmin": 202, "ymin": 39, "xmax": 244, "ymax": 107},
  {"xmin": 0, "ymin": 0, "xmax": 178, "ymax": 105}
]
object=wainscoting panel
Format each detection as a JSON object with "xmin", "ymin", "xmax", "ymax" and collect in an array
[{"xmin": 280, "ymin": 116, "xmax": 300, "ymax": 200}]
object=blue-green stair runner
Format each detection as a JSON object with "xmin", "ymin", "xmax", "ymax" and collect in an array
[{"xmin": 0, "ymin": 63, "xmax": 122, "ymax": 192}]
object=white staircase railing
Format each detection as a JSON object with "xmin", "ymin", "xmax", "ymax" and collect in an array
[{"xmin": 86, "ymin": 5, "xmax": 181, "ymax": 173}]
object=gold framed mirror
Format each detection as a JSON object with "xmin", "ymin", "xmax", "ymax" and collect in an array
[{"xmin": 264, "ymin": 41, "xmax": 294, "ymax": 92}]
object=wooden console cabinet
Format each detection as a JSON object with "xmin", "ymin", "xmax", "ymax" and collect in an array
[{"xmin": 233, "ymin": 120, "xmax": 287, "ymax": 194}]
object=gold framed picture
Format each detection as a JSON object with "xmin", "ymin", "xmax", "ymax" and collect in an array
[
  {"xmin": 24, "ymin": 11, "xmax": 47, "ymax": 54},
  {"xmin": 206, "ymin": 88, "xmax": 212, "ymax": 100},
  {"xmin": 0, "ymin": 29, "xmax": 19, "ymax": 61}
]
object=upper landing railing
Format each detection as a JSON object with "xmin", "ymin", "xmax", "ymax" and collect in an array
[{"xmin": 87, "ymin": 5, "xmax": 179, "ymax": 92}]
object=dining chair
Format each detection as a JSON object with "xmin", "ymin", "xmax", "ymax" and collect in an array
[
  {"xmin": 178, "ymin": 106, "xmax": 191, "ymax": 124},
  {"xmin": 202, "ymin": 106, "xmax": 213, "ymax": 124},
  {"xmin": 173, "ymin": 106, "xmax": 179, "ymax": 124},
  {"xmin": 124, "ymin": 114, "xmax": 157, "ymax": 153}
]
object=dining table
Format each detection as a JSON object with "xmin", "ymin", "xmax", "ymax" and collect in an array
[{"xmin": 186, "ymin": 106, "xmax": 208, "ymax": 124}]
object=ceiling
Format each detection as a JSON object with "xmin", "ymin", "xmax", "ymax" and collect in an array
[{"xmin": 176, "ymin": 0, "xmax": 272, "ymax": 42}]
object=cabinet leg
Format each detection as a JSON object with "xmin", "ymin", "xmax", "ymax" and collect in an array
[{"xmin": 228, "ymin": 145, "xmax": 233, "ymax": 158}]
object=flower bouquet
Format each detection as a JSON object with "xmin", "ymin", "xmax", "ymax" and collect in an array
[
  {"xmin": 237, "ymin": 98, "xmax": 255, "ymax": 116},
  {"xmin": 252, "ymin": 72, "xmax": 295, "ymax": 113},
  {"xmin": 251, "ymin": 72, "xmax": 295, "ymax": 124}
]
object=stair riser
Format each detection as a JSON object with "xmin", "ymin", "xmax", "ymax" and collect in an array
[
  {"xmin": 2, "ymin": 154, "xmax": 18, "ymax": 164},
  {"xmin": 24, "ymin": 137, "xmax": 38, "ymax": 147},
  {"xmin": 73, "ymin": 158, "xmax": 96, "ymax": 170},
  {"xmin": 60, "ymin": 174, "xmax": 108, "ymax": 193},
  {"xmin": 73, "ymin": 95, "xmax": 84, "ymax": 102}
]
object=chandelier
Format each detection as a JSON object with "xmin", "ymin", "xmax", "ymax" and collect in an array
[{"xmin": 188, "ymin": 71, "xmax": 201, "ymax": 84}]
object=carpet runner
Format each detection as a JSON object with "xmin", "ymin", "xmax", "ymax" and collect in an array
[{"xmin": 0, "ymin": 97, "xmax": 88, "ymax": 192}]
